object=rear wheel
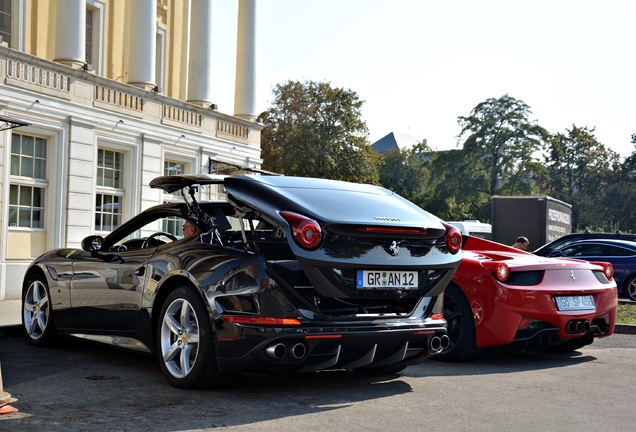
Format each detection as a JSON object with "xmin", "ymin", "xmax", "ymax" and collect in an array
[
  {"xmin": 625, "ymin": 275, "xmax": 636, "ymax": 301},
  {"xmin": 157, "ymin": 285, "xmax": 229, "ymax": 389},
  {"xmin": 22, "ymin": 274, "xmax": 57, "ymax": 346},
  {"xmin": 434, "ymin": 284, "xmax": 482, "ymax": 362}
]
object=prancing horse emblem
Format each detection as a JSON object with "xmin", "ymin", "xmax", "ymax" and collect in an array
[
  {"xmin": 390, "ymin": 241, "xmax": 399, "ymax": 256},
  {"xmin": 570, "ymin": 271, "xmax": 576, "ymax": 282}
]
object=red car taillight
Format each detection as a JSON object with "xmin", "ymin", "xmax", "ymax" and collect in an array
[
  {"xmin": 280, "ymin": 211, "xmax": 322, "ymax": 250},
  {"xmin": 591, "ymin": 261, "xmax": 614, "ymax": 280},
  {"xmin": 482, "ymin": 261, "xmax": 510, "ymax": 282},
  {"xmin": 443, "ymin": 222, "xmax": 462, "ymax": 254}
]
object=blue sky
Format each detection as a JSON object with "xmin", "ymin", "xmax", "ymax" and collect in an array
[{"xmin": 212, "ymin": 0, "xmax": 636, "ymax": 157}]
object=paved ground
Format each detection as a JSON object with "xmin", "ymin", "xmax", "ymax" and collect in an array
[{"xmin": 0, "ymin": 329, "xmax": 634, "ymax": 432}]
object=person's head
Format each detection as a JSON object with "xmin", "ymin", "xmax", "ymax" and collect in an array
[
  {"xmin": 182, "ymin": 220, "xmax": 198, "ymax": 238},
  {"xmin": 512, "ymin": 236, "xmax": 529, "ymax": 250}
]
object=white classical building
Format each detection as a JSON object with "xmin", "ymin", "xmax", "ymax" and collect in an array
[{"xmin": 0, "ymin": 0, "xmax": 263, "ymax": 300}]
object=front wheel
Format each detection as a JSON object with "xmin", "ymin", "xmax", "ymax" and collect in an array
[
  {"xmin": 434, "ymin": 284, "xmax": 482, "ymax": 362},
  {"xmin": 22, "ymin": 274, "xmax": 57, "ymax": 346},
  {"xmin": 157, "ymin": 286, "xmax": 229, "ymax": 389},
  {"xmin": 625, "ymin": 275, "xmax": 636, "ymax": 301}
]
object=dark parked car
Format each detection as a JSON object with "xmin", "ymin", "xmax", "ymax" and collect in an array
[
  {"xmin": 548, "ymin": 239, "xmax": 636, "ymax": 300},
  {"xmin": 22, "ymin": 174, "xmax": 462, "ymax": 388},
  {"xmin": 533, "ymin": 231, "xmax": 636, "ymax": 257}
]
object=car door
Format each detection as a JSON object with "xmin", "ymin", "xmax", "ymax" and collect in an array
[{"xmin": 70, "ymin": 247, "xmax": 150, "ymax": 332}]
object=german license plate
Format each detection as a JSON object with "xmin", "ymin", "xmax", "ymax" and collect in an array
[
  {"xmin": 356, "ymin": 270, "xmax": 418, "ymax": 290},
  {"xmin": 555, "ymin": 295, "xmax": 595, "ymax": 311}
]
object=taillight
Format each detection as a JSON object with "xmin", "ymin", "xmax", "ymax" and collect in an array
[
  {"xmin": 280, "ymin": 211, "xmax": 322, "ymax": 250},
  {"xmin": 482, "ymin": 261, "xmax": 510, "ymax": 282},
  {"xmin": 591, "ymin": 261, "xmax": 614, "ymax": 280},
  {"xmin": 443, "ymin": 222, "xmax": 462, "ymax": 254}
]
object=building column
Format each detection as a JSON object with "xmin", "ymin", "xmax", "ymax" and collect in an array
[
  {"xmin": 128, "ymin": 0, "xmax": 157, "ymax": 90},
  {"xmin": 186, "ymin": 0, "xmax": 214, "ymax": 107},
  {"xmin": 54, "ymin": 0, "xmax": 86, "ymax": 68},
  {"xmin": 234, "ymin": 0, "xmax": 257, "ymax": 121}
]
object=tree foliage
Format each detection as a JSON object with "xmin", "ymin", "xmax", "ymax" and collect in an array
[
  {"xmin": 259, "ymin": 82, "xmax": 635, "ymax": 233},
  {"xmin": 378, "ymin": 144, "xmax": 429, "ymax": 201},
  {"xmin": 457, "ymin": 95, "xmax": 547, "ymax": 196},
  {"xmin": 257, "ymin": 80, "xmax": 379, "ymax": 183}
]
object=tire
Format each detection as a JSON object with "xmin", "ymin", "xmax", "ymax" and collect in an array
[
  {"xmin": 157, "ymin": 285, "xmax": 229, "ymax": 389},
  {"xmin": 22, "ymin": 274, "xmax": 57, "ymax": 346},
  {"xmin": 625, "ymin": 275, "xmax": 636, "ymax": 301},
  {"xmin": 434, "ymin": 284, "xmax": 482, "ymax": 362},
  {"xmin": 355, "ymin": 361, "xmax": 408, "ymax": 375}
]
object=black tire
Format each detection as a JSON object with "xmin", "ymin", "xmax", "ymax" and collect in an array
[
  {"xmin": 157, "ymin": 285, "xmax": 229, "ymax": 389},
  {"xmin": 434, "ymin": 284, "xmax": 482, "ymax": 362},
  {"xmin": 22, "ymin": 273, "xmax": 57, "ymax": 346},
  {"xmin": 625, "ymin": 275, "xmax": 636, "ymax": 301},
  {"xmin": 355, "ymin": 361, "xmax": 408, "ymax": 375}
]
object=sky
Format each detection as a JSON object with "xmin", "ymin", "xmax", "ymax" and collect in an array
[{"xmin": 211, "ymin": 0, "xmax": 636, "ymax": 158}]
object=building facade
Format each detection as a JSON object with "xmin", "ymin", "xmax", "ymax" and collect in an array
[{"xmin": 0, "ymin": 0, "xmax": 262, "ymax": 300}]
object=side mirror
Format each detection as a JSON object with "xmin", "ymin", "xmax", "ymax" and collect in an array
[
  {"xmin": 547, "ymin": 250, "xmax": 562, "ymax": 258},
  {"xmin": 81, "ymin": 235, "xmax": 104, "ymax": 252}
]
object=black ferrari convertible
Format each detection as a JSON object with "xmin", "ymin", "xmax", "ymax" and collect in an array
[{"xmin": 22, "ymin": 174, "xmax": 462, "ymax": 388}]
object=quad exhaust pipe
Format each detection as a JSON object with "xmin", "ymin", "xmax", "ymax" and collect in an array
[
  {"xmin": 265, "ymin": 342, "xmax": 308, "ymax": 361},
  {"xmin": 565, "ymin": 319, "xmax": 590, "ymax": 334}
]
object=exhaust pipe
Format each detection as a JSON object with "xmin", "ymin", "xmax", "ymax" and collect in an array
[
  {"xmin": 440, "ymin": 334, "xmax": 451, "ymax": 350},
  {"xmin": 430, "ymin": 336, "xmax": 442, "ymax": 353},
  {"xmin": 288, "ymin": 343, "xmax": 307, "ymax": 360},
  {"xmin": 265, "ymin": 343, "xmax": 287, "ymax": 360},
  {"xmin": 566, "ymin": 319, "xmax": 591, "ymax": 334}
]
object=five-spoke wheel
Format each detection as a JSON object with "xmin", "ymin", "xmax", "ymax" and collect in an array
[
  {"xmin": 157, "ymin": 286, "xmax": 228, "ymax": 389},
  {"xmin": 22, "ymin": 274, "xmax": 56, "ymax": 346}
]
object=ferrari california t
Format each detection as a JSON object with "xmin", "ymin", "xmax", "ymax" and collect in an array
[
  {"xmin": 22, "ymin": 174, "xmax": 462, "ymax": 388},
  {"xmin": 435, "ymin": 236, "xmax": 617, "ymax": 362}
]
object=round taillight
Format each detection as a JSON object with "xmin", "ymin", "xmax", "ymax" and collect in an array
[
  {"xmin": 442, "ymin": 223, "xmax": 462, "ymax": 254},
  {"xmin": 495, "ymin": 262, "xmax": 509, "ymax": 281},
  {"xmin": 280, "ymin": 211, "xmax": 322, "ymax": 250},
  {"xmin": 591, "ymin": 261, "xmax": 614, "ymax": 280}
]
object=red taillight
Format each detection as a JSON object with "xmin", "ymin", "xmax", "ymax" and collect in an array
[
  {"xmin": 280, "ymin": 211, "xmax": 322, "ymax": 250},
  {"xmin": 482, "ymin": 261, "xmax": 510, "ymax": 281},
  {"xmin": 591, "ymin": 261, "xmax": 614, "ymax": 280},
  {"xmin": 443, "ymin": 222, "xmax": 462, "ymax": 254},
  {"xmin": 222, "ymin": 316, "xmax": 302, "ymax": 326}
]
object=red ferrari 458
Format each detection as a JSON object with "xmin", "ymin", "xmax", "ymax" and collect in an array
[{"xmin": 437, "ymin": 236, "xmax": 618, "ymax": 361}]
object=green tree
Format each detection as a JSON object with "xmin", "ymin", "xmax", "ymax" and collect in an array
[
  {"xmin": 258, "ymin": 80, "xmax": 379, "ymax": 183},
  {"xmin": 421, "ymin": 149, "xmax": 491, "ymax": 221},
  {"xmin": 378, "ymin": 144, "xmax": 429, "ymax": 201},
  {"xmin": 457, "ymin": 94, "xmax": 547, "ymax": 196},
  {"xmin": 543, "ymin": 125, "xmax": 622, "ymax": 230}
]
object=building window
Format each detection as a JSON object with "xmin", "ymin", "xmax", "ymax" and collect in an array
[
  {"xmin": 9, "ymin": 185, "xmax": 44, "ymax": 228},
  {"xmin": 85, "ymin": 8, "xmax": 94, "ymax": 65},
  {"xmin": 0, "ymin": 0, "xmax": 13, "ymax": 46},
  {"xmin": 0, "ymin": 0, "xmax": 24, "ymax": 50},
  {"xmin": 155, "ymin": 28, "xmax": 166, "ymax": 91},
  {"xmin": 85, "ymin": 1, "xmax": 104, "ymax": 74},
  {"xmin": 9, "ymin": 133, "xmax": 47, "ymax": 228},
  {"xmin": 95, "ymin": 148, "xmax": 124, "ymax": 232},
  {"xmin": 164, "ymin": 160, "xmax": 186, "ymax": 176}
]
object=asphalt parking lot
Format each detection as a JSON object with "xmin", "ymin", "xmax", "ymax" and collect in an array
[{"xmin": 0, "ymin": 327, "xmax": 634, "ymax": 432}]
